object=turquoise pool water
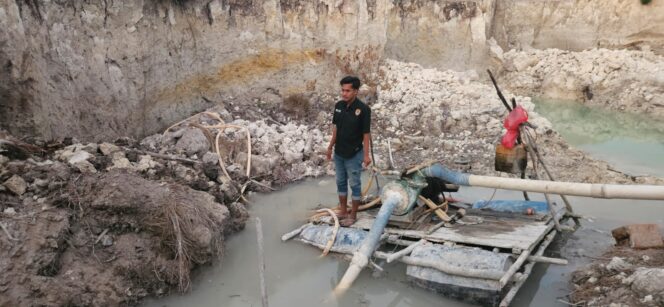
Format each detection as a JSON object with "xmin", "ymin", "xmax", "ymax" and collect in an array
[{"xmin": 533, "ymin": 98, "xmax": 664, "ymax": 177}]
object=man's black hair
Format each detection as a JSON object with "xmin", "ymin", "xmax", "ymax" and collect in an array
[{"xmin": 340, "ymin": 76, "xmax": 361, "ymax": 90}]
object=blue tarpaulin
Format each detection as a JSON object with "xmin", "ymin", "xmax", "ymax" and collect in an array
[{"xmin": 472, "ymin": 200, "xmax": 549, "ymax": 214}]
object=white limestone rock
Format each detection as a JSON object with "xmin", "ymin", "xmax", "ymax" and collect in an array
[
  {"xmin": 175, "ymin": 128, "xmax": 209, "ymax": 157},
  {"xmin": 3, "ymin": 175, "xmax": 27, "ymax": 195}
]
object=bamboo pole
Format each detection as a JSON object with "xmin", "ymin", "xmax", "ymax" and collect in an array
[
  {"xmin": 499, "ymin": 230, "xmax": 558, "ymax": 307},
  {"xmin": 423, "ymin": 163, "xmax": 664, "ymax": 201},
  {"xmin": 386, "ymin": 239, "xmax": 427, "ymax": 263},
  {"xmin": 527, "ymin": 255, "xmax": 567, "ymax": 265},
  {"xmin": 466, "ymin": 174, "xmax": 664, "ymax": 200},
  {"xmin": 497, "ymin": 219, "xmax": 557, "ymax": 289},
  {"xmin": 255, "ymin": 217, "xmax": 268, "ymax": 307},
  {"xmin": 521, "ymin": 129, "xmax": 563, "ymax": 231},
  {"xmin": 542, "ymin": 192, "xmax": 562, "ymax": 232},
  {"xmin": 522, "ymin": 131, "xmax": 580, "ymax": 225},
  {"xmin": 499, "ymin": 250, "xmax": 530, "ymax": 288}
]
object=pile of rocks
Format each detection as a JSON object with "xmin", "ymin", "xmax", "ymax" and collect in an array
[
  {"xmin": 570, "ymin": 224, "xmax": 664, "ymax": 306},
  {"xmin": 497, "ymin": 47, "xmax": 664, "ymax": 118},
  {"xmin": 138, "ymin": 111, "xmax": 330, "ymax": 184},
  {"xmin": 370, "ymin": 59, "xmax": 657, "ymax": 185},
  {"xmin": 373, "ymin": 60, "xmax": 533, "ymax": 172}
]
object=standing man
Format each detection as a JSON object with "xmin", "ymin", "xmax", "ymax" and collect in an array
[{"xmin": 326, "ymin": 76, "xmax": 372, "ymax": 227}]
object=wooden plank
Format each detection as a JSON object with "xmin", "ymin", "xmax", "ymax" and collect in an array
[
  {"xmin": 499, "ymin": 230, "xmax": 558, "ymax": 307},
  {"xmin": 255, "ymin": 217, "xmax": 269, "ymax": 307},
  {"xmin": 348, "ymin": 212, "xmax": 551, "ymax": 250},
  {"xmin": 316, "ymin": 203, "xmax": 563, "ymax": 251},
  {"xmin": 499, "ymin": 250, "xmax": 530, "ymax": 287}
]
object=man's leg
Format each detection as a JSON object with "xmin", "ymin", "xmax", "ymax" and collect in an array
[
  {"xmin": 341, "ymin": 150, "xmax": 363, "ymax": 226},
  {"xmin": 333, "ymin": 153, "xmax": 348, "ymax": 218},
  {"xmin": 337, "ymin": 195, "xmax": 348, "ymax": 218}
]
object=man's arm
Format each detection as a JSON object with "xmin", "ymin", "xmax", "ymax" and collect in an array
[
  {"xmin": 362, "ymin": 106, "xmax": 372, "ymax": 168},
  {"xmin": 326, "ymin": 126, "xmax": 337, "ymax": 161},
  {"xmin": 362, "ymin": 133, "xmax": 371, "ymax": 168}
]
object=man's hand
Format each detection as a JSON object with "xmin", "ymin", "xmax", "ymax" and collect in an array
[
  {"xmin": 363, "ymin": 155, "xmax": 372, "ymax": 169},
  {"xmin": 326, "ymin": 147, "xmax": 333, "ymax": 161}
]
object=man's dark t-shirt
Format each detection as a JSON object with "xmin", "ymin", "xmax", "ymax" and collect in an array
[{"xmin": 332, "ymin": 98, "xmax": 371, "ymax": 159}]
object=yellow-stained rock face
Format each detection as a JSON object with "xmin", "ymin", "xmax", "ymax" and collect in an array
[{"xmin": 1, "ymin": 0, "xmax": 663, "ymax": 141}]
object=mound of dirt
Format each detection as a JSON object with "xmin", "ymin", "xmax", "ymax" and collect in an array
[
  {"xmin": 569, "ymin": 246, "xmax": 664, "ymax": 306},
  {"xmin": 0, "ymin": 134, "xmax": 249, "ymax": 305}
]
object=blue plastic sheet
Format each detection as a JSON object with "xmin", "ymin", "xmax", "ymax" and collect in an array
[{"xmin": 472, "ymin": 200, "xmax": 549, "ymax": 214}]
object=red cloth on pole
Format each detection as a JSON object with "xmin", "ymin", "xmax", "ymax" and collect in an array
[{"xmin": 501, "ymin": 106, "xmax": 528, "ymax": 148}]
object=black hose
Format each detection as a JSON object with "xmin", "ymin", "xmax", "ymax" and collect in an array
[{"xmin": 370, "ymin": 135, "xmax": 380, "ymax": 192}]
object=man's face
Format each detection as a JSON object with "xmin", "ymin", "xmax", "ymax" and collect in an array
[{"xmin": 340, "ymin": 83, "xmax": 358, "ymax": 103}]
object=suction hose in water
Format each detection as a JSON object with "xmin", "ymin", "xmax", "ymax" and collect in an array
[
  {"xmin": 334, "ymin": 175, "xmax": 426, "ymax": 295},
  {"xmin": 334, "ymin": 189, "xmax": 402, "ymax": 295}
]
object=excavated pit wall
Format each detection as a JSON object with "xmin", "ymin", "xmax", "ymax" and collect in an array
[
  {"xmin": 1, "ymin": 0, "xmax": 663, "ymax": 141},
  {"xmin": 0, "ymin": 0, "xmax": 389, "ymax": 141},
  {"xmin": 493, "ymin": 0, "xmax": 664, "ymax": 54}
]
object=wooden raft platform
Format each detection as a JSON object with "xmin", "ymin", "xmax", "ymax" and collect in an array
[
  {"xmin": 333, "ymin": 201, "xmax": 566, "ymax": 251},
  {"xmin": 307, "ymin": 200, "xmax": 570, "ymax": 306}
]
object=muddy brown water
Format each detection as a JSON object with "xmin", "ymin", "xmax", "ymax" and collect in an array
[
  {"xmin": 145, "ymin": 101, "xmax": 664, "ymax": 306},
  {"xmin": 144, "ymin": 176, "xmax": 664, "ymax": 307}
]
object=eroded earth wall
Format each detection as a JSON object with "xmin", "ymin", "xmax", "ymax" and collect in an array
[
  {"xmin": 493, "ymin": 0, "xmax": 664, "ymax": 53},
  {"xmin": 1, "ymin": 0, "xmax": 663, "ymax": 141},
  {"xmin": 0, "ymin": 0, "xmax": 388, "ymax": 141}
]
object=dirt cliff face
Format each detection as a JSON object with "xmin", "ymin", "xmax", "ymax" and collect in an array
[
  {"xmin": 384, "ymin": 0, "xmax": 495, "ymax": 71},
  {"xmin": 493, "ymin": 0, "xmax": 664, "ymax": 53},
  {"xmin": 0, "ymin": 0, "xmax": 387, "ymax": 141},
  {"xmin": 1, "ymin": 0, "xmax": 663, "ymax": 142}
]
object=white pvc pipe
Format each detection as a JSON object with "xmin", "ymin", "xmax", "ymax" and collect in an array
[{"xmin": 468, "ymin": 175, "xmax": 664, "ymax": 200}]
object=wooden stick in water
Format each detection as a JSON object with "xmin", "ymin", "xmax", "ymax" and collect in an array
[
  {"xmin": 523, "ymin": 130, "xmax": 580, "ymax": 226},
  {"xmin": 521, "ymin": 130, "xmax": 562, "ymax": 232},
  {"xmin": 255, "ymin": 217, "xmax": 269, "ymax": 307},
  {"xmin": 527, "ymin": 255, "xmax": 568, "ymax": 265},
  {"xmin": 499, "ymin": 230, "xmax": 558, "ymax": 307},
  {"xmin": 499, "ymin": 250, "xmax": 530, "ymax": 288}
]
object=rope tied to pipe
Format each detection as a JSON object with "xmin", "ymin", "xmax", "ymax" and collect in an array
[{"xmin": 316, "ymin": 208, "xmax": 340, "ymax": 257}]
